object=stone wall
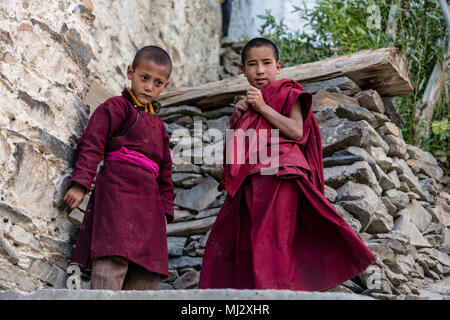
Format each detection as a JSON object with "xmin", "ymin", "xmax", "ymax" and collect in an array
[
  {"xmin": 0, "ymin": 0, "xmax": 221, "ymax": 291},
  {"xmin": 88, "ymin": 0, "xmax": 222, "ymax": 93}
]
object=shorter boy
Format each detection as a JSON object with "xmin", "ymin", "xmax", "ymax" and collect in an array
[{"xmin": 64, "ymin": 46, "xmax": 175, "ymax": 290}]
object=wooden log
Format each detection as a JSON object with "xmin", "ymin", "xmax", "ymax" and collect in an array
[{"xmin": 158, "ymin": 47, "xmax": 414, "ymax": 108}]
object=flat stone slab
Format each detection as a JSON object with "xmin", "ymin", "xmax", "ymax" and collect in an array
[{"xmin": 0, "ymin": 288, "xmax": 374, "ymax": 300}]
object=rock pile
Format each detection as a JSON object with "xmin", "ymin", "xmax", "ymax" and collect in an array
[{"xmin": 218, "ymin": 37, "xmax": 244, "ymax": 79}]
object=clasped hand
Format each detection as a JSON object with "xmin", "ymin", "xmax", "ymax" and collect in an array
[{"xmin": 234, "ymin": 86, "xmax": 268, "ymax": 121}]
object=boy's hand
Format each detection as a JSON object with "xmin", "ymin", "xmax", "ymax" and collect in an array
[
  {"xmin": 234, "ymin": 99, "xmax": 248, "ymax": 120},
  {"xmin": 246, "ymin": 86, "xmax": 268, "ymax": 113},
  {"xmin": 63, "ymin": 183, "xmax": 86, "ymax": 210}
]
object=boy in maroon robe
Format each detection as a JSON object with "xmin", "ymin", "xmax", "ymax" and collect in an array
[
  {"xmin": 198, "ymin": 38, "xmax": 377, "ymax": 291},
  {"xmin": 64, "ymin": 46, "xmax": 174, "ymax": 290}
]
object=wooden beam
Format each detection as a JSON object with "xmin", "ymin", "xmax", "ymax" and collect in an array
[{"xmin": 158, "ymin": 47, "xmax": 414, "ymax": 108}]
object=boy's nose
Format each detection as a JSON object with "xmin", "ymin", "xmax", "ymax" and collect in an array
[
  {"xmin": 256, "ymin": 65, "xmax": 264, "ymax": 74},
  {"xmin": 144, "ymin": 83, "xmax": 153, "ymax": 92}
]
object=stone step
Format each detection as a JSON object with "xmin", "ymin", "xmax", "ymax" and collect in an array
[{"xmin": 0, "ymin": 288, "xmax": 373, "ymax": 300}]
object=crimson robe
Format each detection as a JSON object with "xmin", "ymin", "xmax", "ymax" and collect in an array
[
  {"xmin": 69, "ymin": 89, "xmax": 174, "ymax": 276},
  {"xmin": 198, "ymin": 79, "xmax": 377, "ymax": 291}
]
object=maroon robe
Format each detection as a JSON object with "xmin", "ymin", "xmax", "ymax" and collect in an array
[
  {"xmin": 69, "ymin": 89, "xmax": 174, "ymax": 276},
  {"xmin": 198, "ymin": 79, "xmax": 377, "ymax": 291}
]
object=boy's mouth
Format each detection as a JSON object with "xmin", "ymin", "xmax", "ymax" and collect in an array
[
  {"xmin": 255, "ymin": 78, "xmax": 267, "ymax": 85},
  {"xmin": 140, "ymin": 93, "xmax": 153, "ymax": 101}
]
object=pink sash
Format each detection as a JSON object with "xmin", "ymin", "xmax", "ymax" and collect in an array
[{"xmin": 104, "ymin": 146, "xmax": 159, "ymax": 178}]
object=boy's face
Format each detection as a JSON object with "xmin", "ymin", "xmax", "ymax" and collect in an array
[
  {"xmin": 241, "ymin": 46, "xmax": 281, "ymax": 89},
  {"xmin": 127, "ymin": 59, "xmax": 171, "ymax": 105}
]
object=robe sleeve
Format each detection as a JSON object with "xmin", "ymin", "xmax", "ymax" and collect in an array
[
  {"xmin": 157, "ymin": 120, "xmax": 175, "ymax": 223},
  {"xmin": 281, "ymin": 88, "xmax": 312, "ymax": 119},
  {"xmin": 68, "ymin": 98, "xmax": 128, "ymax": 192}
]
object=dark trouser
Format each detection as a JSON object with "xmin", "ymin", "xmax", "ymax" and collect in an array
[
  {"xmin": 221, "ymin": 0, "xmax": 232, "ymax": 37},
  {"xmin": 90, "ymin": 256, "xmax": 162, "ymax": 290}
]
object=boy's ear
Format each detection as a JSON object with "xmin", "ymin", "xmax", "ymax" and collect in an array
[
  {"xmin": 240, "ymin": 64, "xmax": 245, "ymax": 73},
  {"xmin": 163, "ymin": 80, "xmax": 171, "ymax": 90},
  {"xmin": 126, "ymin": 65, "xmax": 133, "ymax": 80},
  {"xmin": 276, "ymin": 60, "xmax": 282, "ymax": 74}
]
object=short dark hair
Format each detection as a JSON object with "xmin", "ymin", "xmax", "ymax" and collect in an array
[
  {"xmin": 241, "ymin": 37, "xmax": 279, "ymax": 65},
  {"xmin": 132, "ymin": 45, "xmax": 172, "ymax": 77}
]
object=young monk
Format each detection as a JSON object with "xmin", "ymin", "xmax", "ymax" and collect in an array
[
  {"xmin": 64, "ymin": 46, "xmax": 174, "ymax": 290},
  {"xmin": 198, "ymin": 38, "xmax": 377, "ymax": 291}
]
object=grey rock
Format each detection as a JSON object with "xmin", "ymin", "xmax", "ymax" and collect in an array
[
  {"xmin": 0, "ymin": 234, "xmax": 20, "ymax": 264},
  {"xmin": 0, "ymin": 201, "xmax": 34, "ymax": 226},
  {"xmin": 355, "ymin": 90, "xmax": 385, "ymax": 113},
  {"xmin": 4, "ymin": 225, "xmax": 42, "ymax": 251},
  {"xmin": 195, "ymin": 207, "xmax": 220, "ymax": 220},
  {"xmin": 394, "ymin": 158, "xmax": 434, "ymax": 203},
  {"xmin": 332, "ymin": 204, "xmax": 362, "ymax": 233},
  {"xmin": 384, "ymin": 134, "xmax": 407, "ymax": 158},
  {"xmin": 27, "ymin": 258, "xmax": 67, "ymax": 288},
  {"xmin": 381, "ymin": 196, "xmax": 397, "ymax": 216},
  {"xmin": 172, "ymin": 209, "xmax": 195, "ymax": 223},
  {"xmin": 359, "ymin": 120, "xmax": 390, "ymax": 154},
  {"xmin": 324, "ymin": 185, "xmax": 337, "ymax": 203},
  {"xmin": 406, "ymin": 159, "xmax": 444, "ymax": 182},
  {"xmin": 366, "ymin": 241, "xmax": 396, "ymax": 263},
  {"xmin": 206, "ymin": 116, "xmax": 230, "ymax": 133},
  {"xmin": 159, "ymin": 105, "xmax": 203, "ymax": 118},
  {"xmin": 406, "ymin": 145, "xmax": 438, "ymax": 166},
  {"xmin": 172, "ymin": 173, "xmax": 203, "ymax": 187},
  {"xmin": 400, "ymin": 200, "xmax": 432, "ymax": 233},
  {"xmin": 202, "ymin": 106, "xmax": 234, "ymax": 119},
  {"xmin": 383, "ymin": 189, "xmax": 410, "ymax": 212},
  {"xmin": 172, "ymin": 161, "xmax": 202, "ymax": 174},
  {"xmin": 32, "ymin": 126, "xmax": 74, "ymax": 164},
  {"xmin": 157, "ymin": 282, "xmax": 174, "ymax": 290},
  {"xmin": 386, "ymin": 170, "xmax": 401, "ymax": 189},
  {"xmin": 369, "ymin": 146, "xmax": 393, "ymax": 171},
  {"xmin": 313, "ymin": 107, "xmax": 338, "ymax": 124},
  {"xmin": 166, "ymin": 217, "xmax": 216, "ymax": 237},
  {"xmin": 393, "ymin": 214, "xmax": 432, "ymax": 248},
  {"xmin": 169, "ymin": 256, "xmax": 203, "ymax": 270},
  {"xmin": 174, "ymin": 177, "xmax": 221, "ymax": 211},
  {"xmin": 303, "ymin": 77, "xmax": 361, "ymax": 94},
  {"xmin": 381, "ymin": 97, "xmax": 404, "ymax": 128},
  {"xmin": 201, "ymin": 165, "xmax": 223, "ymax": 181},
  {"xmin": 374, "ymin": 164, "xmax": 396, "ymax": 192},
  {"xmin": 371, "ymin": 111, "xmax": 390, "ymax": 127},
  {"xmin": 336, "ymin": 181, "xmax": 387, "ymax": 231},
  {"xmin": 39, "ymin": 235, "xmax": 72, "ymax": 257},
  {"xmin": 323, "ymin": 155, "xmax": 364, "ymax": 167},
  {"xmin": 173, "ymin": 270, "xmax": 200, "ymax": 289},
  {"xmin": 164, "ymin": 122, "xmax": 187, "ymax": 135},
  {"xmin": 319, "ymin": 118, "xmax": 363, "ymax": 157},
  {"xmin": 369, "ymin": 236, "xmax": 409, "ymax": 255},
  {"xmin": 335, "ymin": 104, "xmax": 378, "ymax": 127},
  {"xmin": 167, "ymin": 237, "xmax": 188, "ymax": 257},
  {"xmin": 324, "ymin": 161, "xmax": 381, "ymax": 194},
  {"xmin": 376, "ymin": 122, "xmax": 401, "ymax": 137},
  {"xmin": 417, "ymin": 248, "xmax": 450, "ymax": 267}
]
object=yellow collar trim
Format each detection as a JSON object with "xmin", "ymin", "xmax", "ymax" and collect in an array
[{"xmin": 127, "ymin": 87, "xmax": 155, "ymax": 114}]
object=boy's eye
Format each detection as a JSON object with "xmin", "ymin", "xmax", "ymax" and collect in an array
[
  {"xmin": 141, "ymin": 75, "xmax": 148, "ymax": 80},
  {"xmin": 155, "ymin": 81, "xmax": 163, "ymax": 87}
]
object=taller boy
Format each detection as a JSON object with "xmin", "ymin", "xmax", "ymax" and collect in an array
[
  {"xmin": 199, "ymin": 38, "xmax": 376, "ymax": 291},
  {"xmin": 64, "ymin": 46, "xmax": 174, "ymax": 290}
]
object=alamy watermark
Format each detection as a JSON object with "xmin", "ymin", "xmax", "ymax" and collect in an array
[{"xmin": 170, "ymin": 121, "xmax": 280, "ymax": 174}]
